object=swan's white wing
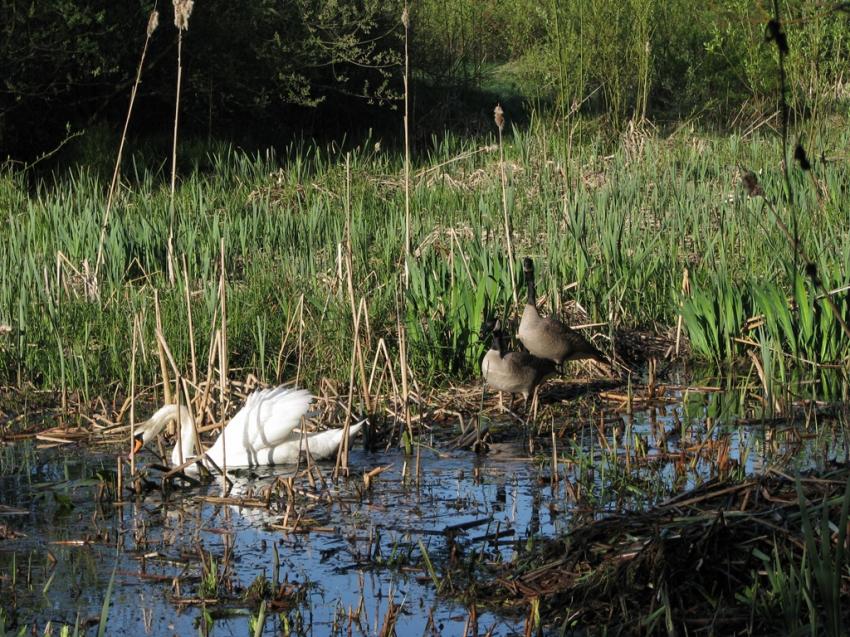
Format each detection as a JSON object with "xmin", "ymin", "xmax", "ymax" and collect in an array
[
  {"xmin": 209, "ymin": 419, "xmax": 363, "ymax": 467},
  {"xmin": 210, "ymin": 387, "xmax": 313, "ymax": 466},
  {"xmin": 299, "ymin": 421, "xmax": 364, "ymax": 460},
  {"xmin": 256, "ymin": 420, "xmax": 364, "ymax": 465}
]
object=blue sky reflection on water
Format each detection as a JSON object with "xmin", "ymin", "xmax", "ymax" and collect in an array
[{"xmin": 1, "ymin": 384, "xmax": 847, "ymax": 635}]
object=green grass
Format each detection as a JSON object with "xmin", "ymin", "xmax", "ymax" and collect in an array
[{"xmin": 1, "ymin": 118, "xmax": 849, "ymax": 397}]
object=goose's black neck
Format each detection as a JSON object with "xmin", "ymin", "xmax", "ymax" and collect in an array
[
  {"xmin": 490, "ymin": 330, "xmax": 507, "ymax": 357},
  {"xmin": 524, "ymin": 267, "xmax": 536, "ymax": 306}
]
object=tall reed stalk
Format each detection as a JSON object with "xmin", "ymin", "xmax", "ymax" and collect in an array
[
  {"xmin": 167, "ymin": 0, "xmax": 194, "ymax": 284},
  {"xmin": 402, "ymin": 4, "xmax": 412, "ymax": 288},
  {"xmin": 94, "ymin": 9, "xmax": 159, "ymax": 288},
  {"xmin": 494, "ymin": 104, "xmax": 518, "ymax": 309}
]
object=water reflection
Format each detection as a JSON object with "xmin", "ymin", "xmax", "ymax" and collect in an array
[{"xmin": 1, "ymin": 369, "xmax": 847, "ymax": 634}]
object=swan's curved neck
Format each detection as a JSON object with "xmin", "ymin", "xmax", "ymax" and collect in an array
[
  {"xmin": 143, "ymin": 404, "xmax": 196, "ymax": 466},
  {"xmin": 171, "ymin": 406, "xmax": 197, "ymax": 466}
]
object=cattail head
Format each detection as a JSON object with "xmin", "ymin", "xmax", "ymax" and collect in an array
[
  {"xmin": 741, "ymin": 170, "xmax": 764, "ymax": 197},
  {"xmin": 401, "ymin": 6, "xmax": 409, "ymax": 29},
  {"xmin": 173, "ymin": 0, "xmax": 194, "ymax": 31},
  {"xmin": 147, "ymin": 10, "xmax": 159, "ymax": 37},
  {"xmin": 494, "ymin": 104, "xmax": 505, "ymax": 133}
]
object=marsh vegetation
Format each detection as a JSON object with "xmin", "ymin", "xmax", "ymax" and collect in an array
[{"xmin": 2, "ymin": 0, "xmax": 850, "ymax": 634}]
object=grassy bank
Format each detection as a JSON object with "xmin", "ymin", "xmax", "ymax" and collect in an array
[{"xmin": 1, "ymin": 118, "xmax": 849, "ymax": 401}]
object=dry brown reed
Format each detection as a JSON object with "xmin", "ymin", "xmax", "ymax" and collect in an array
[
  {"xmin": 402, "ymin": 3, "xmax": 411, "ymax": 288},
  {"xmin": 494, "ymin": 104, "xmax": 518, "ymax": 309},
  {"xmin": 172, "ymin": 0, "xmax": 193, "ymax": 30},
  {"xmin": 217, "ymin": 240, "xmax": 229, "ymax": 487},
  {"xmin": 93, "ymin": 9, "xmax": 160, "ymax": 289},
  {"xmin": 153, "ymin": 290, "xmax": 173, "ymax": 406},
  {"xmin": 167, "ymin": 0, "xmax": 194, "ymax": 283}
]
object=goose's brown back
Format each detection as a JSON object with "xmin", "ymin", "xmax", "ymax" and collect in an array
[
  {"xmin": 519, "ymin": 255, "xmax": 607, "ymax": 366},
  {"xmin": 518, "ymin": 303, "xmax": 606, "ymax": 365},
  {"xmin": 481, "ymin": 342, "xmax": 556, "ymax": 399}
]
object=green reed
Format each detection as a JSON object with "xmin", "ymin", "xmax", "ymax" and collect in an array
[{"xmin": 1, "ymin": 120, "xmax": 848, "ymax": 394}]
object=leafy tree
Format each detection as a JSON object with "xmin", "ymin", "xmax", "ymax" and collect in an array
[{"xmin": 0, "ymin": 0, "xmax": 402, "ymax": 160}]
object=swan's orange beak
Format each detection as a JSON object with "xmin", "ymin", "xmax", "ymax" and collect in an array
[{"xmin": 129, "ymin": 433, "xmax": 145, "ymax": 460}]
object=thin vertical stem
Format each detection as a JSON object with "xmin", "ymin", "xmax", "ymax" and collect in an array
[
  {"xmin": 167, "ymin": 29, "xmax": 184, "ymax": 285},
  {"xmin": 182, "ymin": 254, "xmax": 197, "ymax": 387},
  {"xmin": 218, "ymin": 239, "xmax": 228, "ymax": 486},
  {"xmin": 497, "ymin": 122, "xmax": 519, "ymax": 309},
  {"xmin": 402, "ymin": 3, "xmax": 411, "ymax": 288},
  {"xmin": 129, "ymin": 314, "xmax": 139, "ymax": 478},
  {"xmin": 154, "ymin": 290, "xmax": 173, "ymax": 405},
  {"xmin": 94, "ymin": 9, "xmax": 159, "ymax": 287}
]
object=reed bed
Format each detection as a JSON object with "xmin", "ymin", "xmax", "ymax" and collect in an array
[{"xmin": 1, "ymin": 121, "xmax": 849, "ymax": 406}]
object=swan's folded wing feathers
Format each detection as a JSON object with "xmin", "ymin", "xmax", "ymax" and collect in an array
[
  {"xmin": 295, "ymin": 420, "xmax": 364, "ymax": 461},
  {"xmin": 218, "ymin": 387, "xmax": 260, "ymax": 453},
  {"xmin": 231, "ymin": 387, "xmax": 313, "ymax": 452}
]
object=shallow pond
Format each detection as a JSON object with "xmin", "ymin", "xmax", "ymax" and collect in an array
[{"xmin": 1, "ymin": 373, "xmax": 847, "ymax": 635}]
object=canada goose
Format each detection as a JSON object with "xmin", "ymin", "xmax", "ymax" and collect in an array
[
  {"xmin": 480, "ymin": 319, "xmax": 556, "ymax": 408},
  {"xmin": 518, "ymin": 257, "xmax": 607, "ymax": 367},
  {"xmin": 130, "ymin": 386, "xmax": 363, "ymax": 467}
]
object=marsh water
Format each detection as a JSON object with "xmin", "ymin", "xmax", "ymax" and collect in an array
[{"xmin": 1, "ymin": 371, "xmax": 848, "ymax": 635}]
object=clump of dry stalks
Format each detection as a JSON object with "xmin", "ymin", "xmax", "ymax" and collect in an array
[{"xmin": 474, "ymin": 466, "xmax": 850, "ymax": 634}]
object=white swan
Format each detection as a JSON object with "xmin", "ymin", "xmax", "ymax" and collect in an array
[{"xmin": 130, "ymin": 386, "xmax": 363, "ymax": 467}]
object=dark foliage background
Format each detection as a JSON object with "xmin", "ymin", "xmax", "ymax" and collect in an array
[
  {"xmin": 1, "ymin": 0, "xmax": 402, "ymax": 160},
  {"xmin": 2, "ymin": 0, "xmax": 848, "ymax": 161}
]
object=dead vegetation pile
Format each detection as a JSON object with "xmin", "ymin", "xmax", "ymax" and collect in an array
[{"xmin": 477, "ymin": 466, "xmax": 850, "ymax": 635}]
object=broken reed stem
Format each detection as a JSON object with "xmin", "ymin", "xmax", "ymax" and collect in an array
[
  {"xmin": 182, "ymin": 254, "xmax": 198, "ymax": 386},
  {"xmin": 368, "ymin": 337, "xmax": 402, "ymax": 410},
  {"xmin": 402, "ymin": 3, "xmax": 411, "ymax": 288},
  {"xmin": 335, "ymin": 300, "xmax": 362, "ymax": 479},
  {"xmin": 129, "ymin": 314, "xmax": 140, "ymax": 478},
  {"xmin": 343, "ymin": 154, "xmax": 372, "ymax": 413},
  {"xmin": 167, "ymin": 26, "xmax": 184, "ymax": 285},
  {"xmin": 274, "ymin": 293, "xmax": 303, "ymax": 383},
  {"xmin": 197, "ymin": 305, "xmax": 220, "ymax": 423},
  {"xmin": 495, "ymin": 104, "xmax": 519, "ymax": 309},
  {"xmin": 94, "ymin": 10, "xmax": 159, "ymax": 287},
  {"xmin": 154, "ymin": 290, "xmax": 173, "ymax": 406},
  {"xmin": 218, "ymin": 239, "xmax": 228, "ymax": 485},
  {"xmin": 355, "ymin": 298, "xmax": 372, "ymax": 411}
]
